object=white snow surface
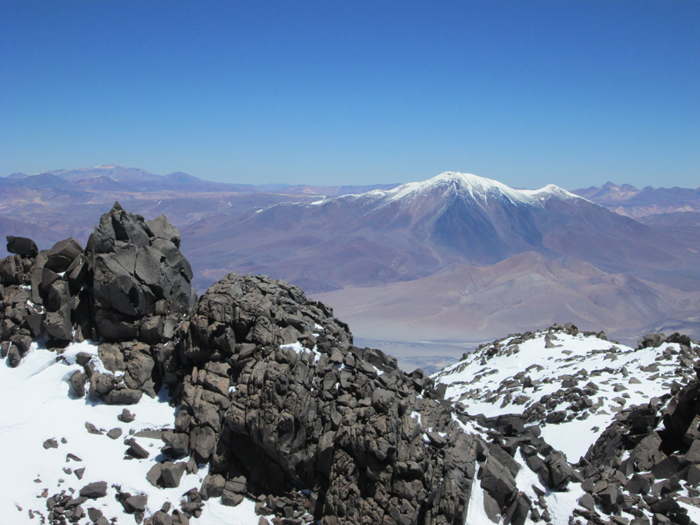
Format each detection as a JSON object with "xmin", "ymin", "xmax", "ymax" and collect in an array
[
  {"xmin": 679, "ymin": 500, "xmax": 700, "ymax": 522},
  {"xmin": 434, "ymin": 330, "xmax": 693, "ymax": 463},
  {"xmin": 464, "ymin": 464, "xmax": 491, "ymax": 524},
  {"xmin": 0, "ymin": 340, "xmax": 259, "ymax": 524},
  {"xmin": 281, "ymin": 341, "xmax": 322, "ymax": 364}
]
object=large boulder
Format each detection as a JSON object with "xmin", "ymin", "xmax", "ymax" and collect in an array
[
  {"xmin": 6, "ymin": 236, "xmax": 38, "ymax": 258},
  {"xmin": 45, "ymin": 238, "xmax": 82, "ymax": 273},
  {"xmin": 86, "ymin": 202, "xmax": 197, "ymax": 343}
]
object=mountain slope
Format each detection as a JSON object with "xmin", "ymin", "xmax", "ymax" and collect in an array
[
  {"xmin": 4, "ymin": 203, "xmax": 700, "ymax": 525},
  {"xmin": 182, "ymin": 172, "xmax": 696, "ymax": 294},
  {"xmin": 313, "ymin": 252, "xmax": 700, "ymax": 342},
  {"xmin": 432, "ymin": 326, "xmax": 700, "ymax": 523}
]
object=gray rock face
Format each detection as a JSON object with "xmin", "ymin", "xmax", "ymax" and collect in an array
[
  {"xmin": 1, "ymin": 205, "xmax": 200, "ymax": 407},
  {"xmin": 161, "ymin": 461, "xmax": 187, "ymax": 488},
  {"xmin": 481, "ymin": 456, "xmax": 517, "ymax": 508},
  {"xmin": 45, "ymin": 238, "xmax": 83, "ymax": 273},
  {"xmin": 79, "ymin": 481, "xmax": 108, "ymax": 499},
  {"xmin": 578, "ymin": 367, "xmax": 700, "ymax": 521},
  {"xmin": 146, "ymin": 461, "xmax": 188, "ymax": 489},
  {"xmin": 7, "ymin": 343, "xmax": 22, "ymax": 368},
  {"xmin": 200, "ymin": 473, "xmax": 226, "ymax": 500},
  {"xmin": 69, "ymin": 370, "xmax": 87, "ymax": 397},
  {"xmin": 127, "ymin": 438, "xmax": 150, "ymax": 459},
  {"xmin": 122, "ymin": 494, "xmax": 147, "ymax": 513}
]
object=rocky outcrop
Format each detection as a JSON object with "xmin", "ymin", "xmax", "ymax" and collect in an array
[
  {"xmin": 0, "ymin": 203, "xmax": 195, "ymax": 406},
  {"xmin": 1, "ymin": 204, "xmax": 485, "ymax": 523},
  {"xmin": 172, "ymin": 273, "xmax": 480, "ymax": 524},
  {"xmin": 87, "ymin": 202, "xmax": 196, "ymax": 343}
]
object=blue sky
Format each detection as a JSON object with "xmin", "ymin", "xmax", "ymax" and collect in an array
[{"xmin": 1, "ymin": 1, "xmax": 698, "ymax": 189}]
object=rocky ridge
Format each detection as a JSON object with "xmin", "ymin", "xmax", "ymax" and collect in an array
[{"xmin": 2, "ymin": 203, "xmax": 700, "ymax": 525}]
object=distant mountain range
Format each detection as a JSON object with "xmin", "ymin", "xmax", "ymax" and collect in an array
[
  {"xmin": 2, "ymin": 166, "xmax": 699, "ymax": 342},
  {"xmin": 572, "ymin": 181, "xmax": 700, "ymax": 222},
  {"xmin": 3, "ymin": 164, "xmax": 400, "ymax": 195},
  {"xmin": 0, "ymin": 165, "xmax": 400, "ymax": 258},
  {"xmin": 177, "ymin": 172, "xmax": 700, "ymax": 341}
]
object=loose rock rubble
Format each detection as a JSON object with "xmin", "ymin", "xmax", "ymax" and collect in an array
[
  {"xmin": 437, "ymin": 325, "xmax": 700, "ymax": 524},
  {"xmin": 573, "ymin": 364, "xmax": 700, "ymax": 525},
  {"xmin": 3, "ymin": 203, "xmax": 700, "ymax": 525}
]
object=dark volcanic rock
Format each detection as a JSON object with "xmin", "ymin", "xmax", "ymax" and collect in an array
[
  {"xmin": 165, "ymin": 273, "xmax": 481, "ymax": 524},
  {"xmin": 6, "ymin": 236, "xmax": 38, "ymax": 258},
  {"xmin": 1, "ymin": 202, "xmax": 196, "ymax": 363},
  {"xmin": 79, "ymin": 481, "xmax": 108, "ymax": 499},
  {"xmin": 577, "ymin": 356, "xmax": 700, "ymax": 522},
  {"xmin": 126, "ymin": 439, "xmax": 150, "ymax": 459},
  {"xmin": 122, "ymin": 494, "xmax": 148, "ymax": 513},
  {"xmin": 69, "ymin": 370, "xmax": 87, "ymax": 397},
  {"xmin": 87, "ymin": 202, "xmax": 196, "ymax": 344},
  {"xmin": 118, "ymin": 408, "xmax": 136, "ymax": 423},
  {"xmin": 45, "ymin": 238, "xmax": 82, "ymax": 273},
  {"xmin": 161, "ymin": 461, "xmax": 187, "ymax": 488},
  {"xmin": 481, "ymin": 456, "xmax": 517, "ymax": 508}
]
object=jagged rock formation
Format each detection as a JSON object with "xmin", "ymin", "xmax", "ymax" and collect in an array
[
  {"xmin": 87, "ymin": 202, "xmax": 196, "ymax": 342},
  {"xmin": 436, "ymin": 326, "xmax": 700, "ymax": 524},
  {"xmin": 578, "ymin": 346, "xmax": 700, "ymax": 524},
  {"xmin": 173, "ymin": 273, "xmax": 482, "ymax": 524},
  {"xmin": 3, "ymin": 203, "xmax": 700, "ymax": 525},
  {"xmin": 1, "ymin": 203, "xmax": 196, "ymax": 403}
]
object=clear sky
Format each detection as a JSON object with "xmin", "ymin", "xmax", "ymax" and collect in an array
[{"xmin": 1, "ymin": 1, "xmax": 698, "ymax": 189}]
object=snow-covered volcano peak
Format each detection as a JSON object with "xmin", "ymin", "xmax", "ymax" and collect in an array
[
  {"xmin": 383, "ymin": 171, "xmax": 531, "ymax": 205},
  {"xmin": 312, "ymin": 172, "xmax": 584, "ymax": 211},
  {"xmin": 356, "ymin": 172, "xmax": 583, "ymax": 209},
  {"xmin": 427, "ymin": 171, "xmax": 508, "ymax": 188}
]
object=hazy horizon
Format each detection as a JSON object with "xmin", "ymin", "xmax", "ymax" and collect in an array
[{"xmin": 3, "ymin": 163, "xmax": 698, "ymax": 192}]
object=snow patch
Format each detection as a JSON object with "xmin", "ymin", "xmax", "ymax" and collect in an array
[
  {"xmin": 465, "ymin": 465, "xmax": 492, "ymax": 524},
  {"xmin": 0, "ymin": 341, "xmax": 259, "ymax": 524},
  {"xmin": 434, "ymin": 330, "xmax": 687, "ymax": 462}
]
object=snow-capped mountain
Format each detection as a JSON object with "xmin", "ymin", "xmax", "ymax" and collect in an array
[
  {"xmin": 184, "ymin": 171, "xmax": 691, "ymax": 292},
  {"xmin": 3, "ymin": 167, "xmax": 698, "ymax": 344},
  {"xmin": 178, "ymin": 171, "xmax": 700, "ymax": 341},
  {"xmin": 330, "ymin": 171, "xmax": 580, "ymax": 208}
]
